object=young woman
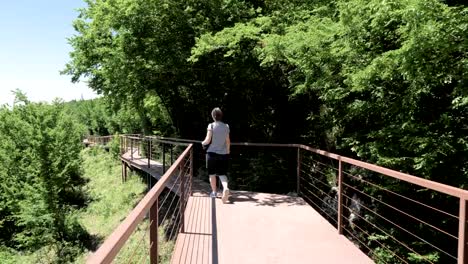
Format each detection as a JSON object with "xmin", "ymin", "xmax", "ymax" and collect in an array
[{"xmin": 201, "ymin": 107, "xmax": 231, "ymax": 203}]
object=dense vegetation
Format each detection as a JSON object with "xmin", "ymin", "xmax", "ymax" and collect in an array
[
  {"xmin": 0, "ymin": 92, "xmax": 89, "ymax": 262},
  {"xmin": 0, "ymin": 94, "xmax": 158, "ymax": 263},
  {"xmin": 65, "ymin": 0, "xmax": 468, "ymax": 187},
  {"xmin": 64, "ymin": 96, "xmax": 173, "ymax": 137},
  {"xmin": 62, "ymin": 0, "xmax": 467, "ymax": 262},
  {"xmin": 0, "ymin": 0, "xmax": 466, "ymax": 263},
  {"xmin": 75, "ymin": 148, "xmax": 166, "ymax": 264}
]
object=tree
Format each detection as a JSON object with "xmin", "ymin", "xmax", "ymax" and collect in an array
[
  {"xmin": 63, "ymin": 0, "xmax": 313, "ymax": 142},
  {"xmin": 0, "ymin": 92, "xmax": 90, "ymax": 261},
  {"xmin": 64, "ymin": 0, "xmax": 468, "ymax": 261}
]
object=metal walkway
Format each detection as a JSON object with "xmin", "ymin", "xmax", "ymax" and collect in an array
[
  {"xmin": 87, "ymin": 135, "xmax": 468, "ymax": 264},
  {"xmin": 120, "ymin": 148, "xmax": 372, "ymax": 263},
  {"xmin": 171, "ymin": 191, "xmax": 372, "ymax": 264}
]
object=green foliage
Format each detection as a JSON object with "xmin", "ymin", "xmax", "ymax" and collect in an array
[
  {"xmin": 64, "ymin": 97, "xmax": 141, "ymax": 136},
  {"xmin": 64, "ymin": 0, "xmax": 313, "ymax": 143},
  {"xmin": 407, "ymin": 252, "xmax": 440, "ymax": 263},
  {"xmin": 75, "ymin": 148, "xmax": 176, "ymax": 264},
  {"xmin": 108, "ymin": 135, "xmax": 121, "ymax": 159},
  {"xmin": 64, "ymin": 0, "xmax": 468, "ymax": 262},
  {"xmin": 75, "ymin": 148, "xmax": 147, "ymax": 262},
  {"xmin": 0, "ymin": 146, "xmax": 155, "ymax": 263},
  {"xmin": 0, "ymin": 92, "xmax": 89, "ymax": 261},
  {"xmin": 190, "ymin": 0, "xmax": 468, "ymax": 188}
]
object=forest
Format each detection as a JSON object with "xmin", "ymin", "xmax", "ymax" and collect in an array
[{"xmin": 0, "ymin": 0, "xmax": 467, "ymax": 263}]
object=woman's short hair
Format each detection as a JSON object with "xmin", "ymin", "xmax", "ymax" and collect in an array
[{"xmin": 211, "ymin": 107, "xmax": 223, "ymax": 121}]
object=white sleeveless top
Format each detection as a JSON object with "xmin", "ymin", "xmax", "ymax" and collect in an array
[{"xmin": 207, "ymin": 121, "xmax": 229, "ymax": 154}]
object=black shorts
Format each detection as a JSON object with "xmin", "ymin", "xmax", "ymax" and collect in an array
[{"xmin": 206, "ymin": 152, "xmax": 229, "ymax": 176}]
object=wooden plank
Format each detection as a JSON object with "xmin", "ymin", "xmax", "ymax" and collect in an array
[
  {"xmin": 208, "ymin": 195, "xmax": 213, "ymax": 264},
  {"xmin": 195, "ymin": 196, "xmax": 203, "ymax": 263},
  {"xmin": 171, "ymin": 195, "xmax": 213, "ymax": 264},
  {"xmin": 184, "ymin": 196, "xmax": 199, "ymax": 264},
  {"xmin": 171, "ymin": 198, "xmax": 194, "ymax": 263},
  {"xmin": 200, "ymin": 196, "xmax": 208, "ymax": 264}
]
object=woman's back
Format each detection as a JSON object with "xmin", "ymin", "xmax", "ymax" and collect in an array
[
  {"xmin": 202, "ymin": 107, "xmax": 231, "ymax": 202},
  {"xmin": 207, "ymin": 121, "xmax": 229, "ymax": 154}
]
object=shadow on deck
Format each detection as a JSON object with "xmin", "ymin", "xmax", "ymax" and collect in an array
[{"xmin": 171, "ymin": 191, "xmax": 373, "ymax": 264}]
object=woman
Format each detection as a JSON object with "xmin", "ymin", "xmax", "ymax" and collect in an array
[{"xmin": 202, "ymin": 107, "xmax": 231, "ymax": 203}]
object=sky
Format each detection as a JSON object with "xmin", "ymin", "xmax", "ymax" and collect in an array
[{"xmin": 0, "ymin": 0, "xmax": 98, "ymax": 106}]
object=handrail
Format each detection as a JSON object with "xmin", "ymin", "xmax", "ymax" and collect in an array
[
  {"xmin": 87, "ymin": 144, "xmax": 193, "ymax": 264},
  {"xmin": 89, "ymin": 134, "xmax": 468, "ymax": 198},
  {"xmin": 124, "ymin": 135, "xmax": 190, "ymax": 146},
  {"xmin": 87, "ymin": 134, "xmax": 468, "ymax": 263},
  {"xmin": 298, "ymin": 145, "xmax": 468, "ymax": 199},
  {"xmin": 146, "ymin": 135, "xmax": 300, "ymax": 147}
]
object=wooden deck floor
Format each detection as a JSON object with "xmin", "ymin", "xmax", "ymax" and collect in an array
[
  {"xmin": 121, "ymin": 148, "xmax": 373, "ymax": 263},
  {"xmin": 121, "ymin": 149, "xmax": 211, "ymax": 196},
  {"xmin": 121, "ymin": 148, "xmax": 164, "ymax": 177},
  {"xmin": 171, "ymin": 191, "xmax": 373, "ymax": 264}
]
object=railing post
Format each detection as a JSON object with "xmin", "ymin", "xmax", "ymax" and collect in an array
[
  {"xmin": 189, "ymin": 148, "xmax": 194, "ymax": 195},
  {"xmin": 458, "ymin": 198, "xmax": 467, "ymax": 264},
  {"xmin": 150, "ymin": 197, "xmax": 158, "ymax": 264},
  {"xmin": 131, "ymin": 139, "xmax": 134, "ymax": 160},
  {"xmin": 180, "ymin": 162, "xmax": 185, "ymax": 233},
  {"xmin": 123, "ymin": 162, "xmax": 127, "ymax": 182},
  {"xmin": 297, "ymin": 147, "xmax": 301, "ymax": 196},
  {"xmin": 121, "ymin": 161, "xmax": 124, "ymax": 183},
  {"xmin": 138, "ymin": 138, "xmax": 140, "ymax": 156},
  {"xmin": 337, "ymin": 157, "xmax": 343, "ymax": 234},
  {"xmin": 148, "ymin": 140, "xmax": 151, "ymax": 168},
  {"xmin": 122, "ymin": 136, "xmax": 124, "ymax": 155},
  {"xmin": 162, "ymin": 144, "xmax": 166, "ymax": 173},
  {"xmin": 171, "ymin": 146, "xmax": 173, "ymax": 165}
]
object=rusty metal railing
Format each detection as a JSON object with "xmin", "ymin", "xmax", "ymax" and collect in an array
[
  {"xmin": 87, "ymin": 136, "xmax": 193, "ymax": 264},
  {"xmin": 86, "ymin": 135, "xmax": 115, "ymax": 146},
  {"xmin": 298, "ymin": 145, "xmax": 468, "ymax": 264},
  {"xmin": 87, "ymin": 134, "xmax": 468, "ymax": 264}
]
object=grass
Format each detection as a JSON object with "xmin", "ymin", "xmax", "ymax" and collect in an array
[
  {"xmin": 76, "ymin": 147, "xmax": 175, "ymax": 264},
  {"xmin": 0, "ymin": 147, "xmax": 175, "ymax": 264},
  {"xmin": 74, "ymin": 147, "xmax": 148, "ymax": 263}
]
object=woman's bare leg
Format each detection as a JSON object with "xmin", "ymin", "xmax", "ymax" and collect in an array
[
  {"xmin": 219, "ymin": 175, "xmax": 230, "ymax": 203},
  {"xmin": 209, "ymin": 175, "xmax": 217, "ymax": 194},
  {"xmin": 218, "ymin": 175, "xmax": 228, "ymax": 190}
]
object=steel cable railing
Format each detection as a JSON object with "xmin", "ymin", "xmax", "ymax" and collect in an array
[
  {"xmin": 343, "ymin": 167, "xmax": 458, "ymax": 261},
  {"xmin": 342, "ymin": 170, "xmax": 459, "ymax": 219},
  {"xmin": 299, "ymin": 147, "xmax": 462, "ymax": 264},
  {"xmin": 88, "ymin": 137, "xmax": 193, "ymax": 264},
  {"xmin": 339, "ymin": 192, "xmax": 438, "ymax": 263},
  {"xmin": 87, "ymin": 135, "xmax": 468, "ymax": 264}
]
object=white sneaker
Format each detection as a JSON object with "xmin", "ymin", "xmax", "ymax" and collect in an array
[
  {"xmin": 210, "ymin": 192, "xmax": 217, "ymax": 198},
  {"xmin": 222, "ymin": 189, "xmax": 230, "ymax": 203}
]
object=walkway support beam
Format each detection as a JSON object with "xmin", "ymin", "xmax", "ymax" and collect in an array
[
  {"xmin": 459, "ymin": 198, "xmax": 467, "ymax": 264},
  {"xmin": 162, "ymin": 144, "xmax": 166, "ymax": 173},
  {"xmin": 337, "ymin": 158, "xmax": 343, "ymax": 235},
  {"xmin": 150, "ymin": 198, "xmax": 158, "ymax": 264},
  {"xmin": 297, "ymin": 147, "xmax": 301, "ymax": 195},
  {"xmin": 148, "ymin": 140, "xmax": 151, "ymax": 168}
]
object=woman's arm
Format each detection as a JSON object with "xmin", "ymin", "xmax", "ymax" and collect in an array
[
  {"xmin": 202, "ymin": 130, "xmax": 212, "ymax": 145},
  {"xmin": 226, "ymin": 134, "xmax": 230, "ymax": 154}
]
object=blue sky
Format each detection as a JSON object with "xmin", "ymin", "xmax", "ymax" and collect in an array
[{"xmin": 0, "ymin": 0, "xmax": 98, "ymax": 105}]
